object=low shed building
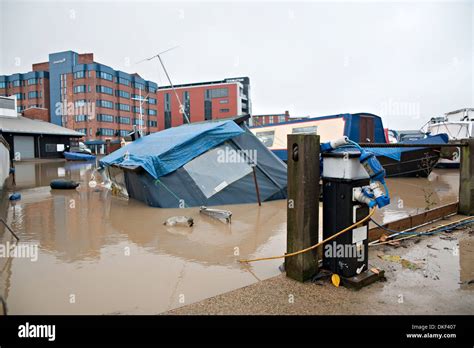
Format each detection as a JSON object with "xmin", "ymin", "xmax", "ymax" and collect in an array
[{"xmin": 0, "ymin": 96, "xmax": 84, "ymax": 160}]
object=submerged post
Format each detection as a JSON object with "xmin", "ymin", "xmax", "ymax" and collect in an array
[
  {"xmin": 459, "ymin": 139, "xmax": 474, "ymax": 215},
  {"xmin": 286, "ymin": 134, "xmax": 320, "ymax": 282}
]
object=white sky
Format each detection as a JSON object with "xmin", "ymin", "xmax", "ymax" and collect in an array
[{"xmin": 0, "ymin": 0, "xmax": 472, "ymax": 129}]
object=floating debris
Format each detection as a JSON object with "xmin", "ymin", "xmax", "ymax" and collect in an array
[
  {"xmin": 163, "ymin": 216, "xmax": 194, "ymax": 227},
  {"xmin": 377, "ymin": 254, "xmax": 422, "ymax": 270},
  {"xmin": 199, "ymin": 206, "xmax": 232, "ymax": 223},
  {"xmin": 9, "ymin": 192, "xmax": 21, "ymax": 201},
  {"xmin": 50, "ymin": 179, "xmax": 79, "ymax": 190}
]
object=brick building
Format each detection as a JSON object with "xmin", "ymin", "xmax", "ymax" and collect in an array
[
  {"xmin": 250, "ymin": 111, "xmax": 291, "ymax": 127},
  {"xmin": 157, "ymin": 77, "xmax": 251, "ymax": 130},
  {"xmin": 0, "ymin": 51, "xmax": 251, "ymax": 153}
]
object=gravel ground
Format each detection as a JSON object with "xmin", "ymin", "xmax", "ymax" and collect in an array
[{"xmin": 166, "ymin": 221, "xmax": 474, "ymax": 315}]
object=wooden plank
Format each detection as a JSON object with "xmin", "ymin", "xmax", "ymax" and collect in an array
[
  {"xmin": 368, "ymin": 202, "xmax": 459, "ymax": 242},
  {"xmin": 286, "ymin": 134, "xmax": 320, "ymax": 282}
]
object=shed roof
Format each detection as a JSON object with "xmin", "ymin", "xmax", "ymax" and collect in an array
[{"xmin": 0, "ymin": 116, "xmax": 84, "ymax": 137}]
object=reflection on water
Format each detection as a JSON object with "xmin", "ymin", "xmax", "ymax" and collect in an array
[{"xmin": 0, "ymin": 161, "xmax": 465, "ymax": 314}]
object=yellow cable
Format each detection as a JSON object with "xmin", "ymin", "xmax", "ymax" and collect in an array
[{"xmin": 239, "ymin": 207, "xmax": 376, "ymax": 263}]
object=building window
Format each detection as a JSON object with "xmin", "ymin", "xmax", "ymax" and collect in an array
[
  {"xmin": 97, "ymin": 114, "xmax": 114, "ymax": 123},
  {"xmin": 28, "ymin": 91, "xmax": 39, "ymax": 99},
  {"xmin": 147, "ymin": 120, "xmax": 157, "ymax": 127},
  {"xmin": 164, "ymin": 93, "xmax": 171, "ymax": 129},
  {"xmin": 118, "ymin": 77, "xmax": 130, "ymax": 86},
  {"xmin": 182, "ymin": 91, "xmax": 190, "ymax": 123},
  {"xmin": 45, "ymin": 144, "xmax": 58, "ymax": 152},
  {"xmin": 208, "ymin": 88, "xmax": 229, "ymax": 99},
  {"xmin": 97, "ymin": 100, "xmax": 114, "ymax": 109},
  {"xmin": 98, "ymin": 128, "xmax": 115, "ymax": 136},
  {"xmin": 75, "ymin": 128, "xmax": 87, "ymax": 135},
  {"xmin": 0, "ymin": 82, "xmax": 6, "ymax": 89},
  {"xmin": 133, "ymin": 82, "xmax": 144, "ymax": 90},
  {"xmin": 134, "ymin": 118, "xmax": 144, "ymax": 126},
  {"xmin": 73, "ymin": 85, "xmax": 86, "ymax": 94},
  {"xmin": 116, "ymin": 103, "xmax": 130, "ymax": 112},
  {"xmin": 148, "ymin": 109, "xmax": 157, "ymax": 116},
  {"xmin": 96, "ymin": 85, "xmax": 113, "ymax": 95},
  {"xmin": 220, "ymin": 108, "xmax": 230, "ymax": 113},
  {"xmin": 12, "ymin": 93, "xmax": 23, "ymax": 100},
  {"xmin": 118, "ymin": 130, "xmax": 129, "ymax": 136},
  {"xmin": 204, "ymin": 90, "xmax": 212, "ymax": 121},
  {"xmin": 148, "ymin": 97, "xmax": 157, "ymax": 105},
  {"xmin": 75, "ymin": 100, "xmax": 86, "ymax": 108},
  {"xmin": 292, "ymin": 126, "xmax": 317, "ymax": 134},
  {"xmin": 116, "ymin": 116, "xmax": 130, "ymax": 124},
  {"xmin": 75, "ymin": 115, "xmax": 87, "ymax": 122},
  {"xmin": 97, "ymin": 71, "xmax": 113, "ymax": 81},
  {"xmin": 74, "ymin": 71, "xmax": 85, "ymax": 79},
  {"xmin": 132, "ymin": 106, "xmax": 140, "ymax": 114},
  {"xmin": 13, "ymin": 80, "xmax": 21, "ymax": 87},
  {"xmin": 27, "ymin": 78, "xmax": 37, "ymax": 85},
  {"xmin": 116, "ymin": 90, "xmax": 130, "ymax": 99},
  {"xmin": 148, "ymin": 86, "xmax": 157, "ymax": 93},
  {"xmin": 219, "ymin": 99, "xmax": 229, "ymax": 104}
]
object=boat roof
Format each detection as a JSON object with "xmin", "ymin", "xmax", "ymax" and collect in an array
[
  {"xmin": 249, "ymin": 112, "xmax": 381, "ymax": 129},
  {"xmin": 445, "ymin": 108, "xmax": 474, "ymax": 116}
]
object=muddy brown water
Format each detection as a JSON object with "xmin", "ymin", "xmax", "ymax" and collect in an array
[{"xmin": 0, "ymin": 160, "xmax": 464, "ymax": 314}]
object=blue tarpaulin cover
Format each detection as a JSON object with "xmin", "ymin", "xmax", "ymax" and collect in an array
[
  {"xmin": 334, "ymin": 134, "xmax": 449, "ymax": 161},
  {"xmin": 368, "ymin": 134, "xmax": 449, "ymax": 161},
  {"xmin": 99, "ymin": 120, "xmax": 245, "ymax": 179}
]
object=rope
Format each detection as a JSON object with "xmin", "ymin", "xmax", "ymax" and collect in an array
[
  {"xmin": 154, "ymin": 179, "xmax": 189, "ymax": 208},
  {"xmin": 238, "ymin": 207, "xmax": 376, "ymax": 263}
]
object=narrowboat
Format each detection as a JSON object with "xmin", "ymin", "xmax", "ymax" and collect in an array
[{"xmin": 250, "ymin": 112, "xmax": 448, "ymax": 177}]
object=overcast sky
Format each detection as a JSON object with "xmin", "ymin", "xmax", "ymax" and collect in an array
[{"xmin": 1, "ymin": 0, "xmax": 472, "ymax": 129}]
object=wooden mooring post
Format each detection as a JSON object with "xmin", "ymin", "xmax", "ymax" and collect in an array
[
  {"xmin": 459, "ymin": 138, "xmax": 474, "ymax": 215},
  {"xmin": 286, "ymin": 134, "xmax": 320, "ymax": 282}
]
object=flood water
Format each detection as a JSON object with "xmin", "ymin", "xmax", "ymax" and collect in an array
[{"xmin": 0, "ymin": 159, "xmax": 463, "ymax": 314}]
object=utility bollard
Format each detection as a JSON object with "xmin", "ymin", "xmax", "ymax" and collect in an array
[
  {"xmin": 286, "ymin": 134, "xmax": 320, "ymax": 282},
  {"xmin": 459, "ymin": 138, "xmax": 474, "ymax": 215}
]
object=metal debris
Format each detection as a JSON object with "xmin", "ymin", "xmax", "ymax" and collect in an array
[{"xmin": 199, "ymin": 206, "xmax": 232, "ymax": 223}]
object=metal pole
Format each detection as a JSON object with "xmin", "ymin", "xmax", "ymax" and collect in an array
[
  {"xmin": 157, "ymin": 55, "xmax": 190, "ymax": 124},
  {"xmin": 252, "ymin": 165, "xmax": 261, "ymax": 206}
]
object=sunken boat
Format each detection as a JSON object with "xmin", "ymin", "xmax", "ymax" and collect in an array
[{"xmin": 99, "ymin": 116, "xmax": 287, "ymax": 208}]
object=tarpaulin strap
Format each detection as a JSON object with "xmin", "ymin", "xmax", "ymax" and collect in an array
[{"xmin": 154, "ymin": 179, "xmax": 189, "ymax": 208}]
